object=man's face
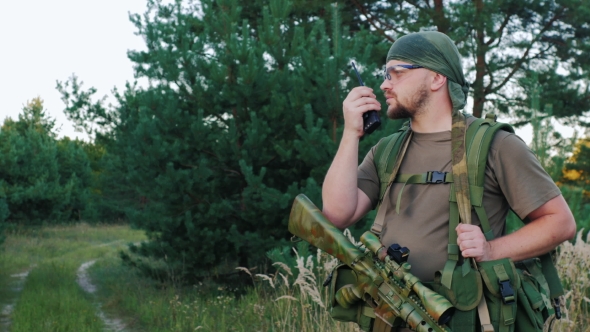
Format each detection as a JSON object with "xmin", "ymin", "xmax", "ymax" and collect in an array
[{"xmin": 380, "ymin": 60, "xmax": 430, "ymax": 120}]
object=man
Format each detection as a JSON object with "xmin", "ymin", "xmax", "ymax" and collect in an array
[{"xmin": 321, "ymin": 31, "xmax": 575, "ymax": 328}]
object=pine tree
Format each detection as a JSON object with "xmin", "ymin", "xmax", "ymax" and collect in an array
[
  {"xmin": 13, "ymin": 97, "xmax": 58, "ymax": 137},
  {"xmin": 351, "ymin": 0, "xmax": 590, "ymax": 121},
  {"xmin": 59, "ymin": 0, "xmax": 397, "ymax": 278},
  {"xmin": 0, "ymin": 187, "xmax": 8, "ymax": 244},
  {"xmin": 0, "ymin": 99, "xmax": 91, "ymax": 224},
  {"xmin": 56, "ymin": 137, "xmax": 93, "ymax": 220}
]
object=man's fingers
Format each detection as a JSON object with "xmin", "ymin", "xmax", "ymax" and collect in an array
[
  {"xmin": 347, "ymin": 86, "xmax": 376, "ymax": 99},
  {"xmin": 456, "ymin": 223, "xmax": 478, "ymax": 234},
  {"xmin": 457, "ymin": 229, "xmax": 491, "ymax": 261},
  {"xmin": 351, "ymin": 97, "xmax": 381, "ymax": 110},
  {"xmin": 458, "ymin": 239, "xmax": 477, "ymax": 250},
  {"xmin": 341, "ymin": 87, "xmax": 381, "ymax": 137},
  {"xmin": 461, "ymin": 248, "xmax": 484, "ymax": 261},
  {"xmin": 457, "ymin": 231, "xmax": 476, "ymax": 244},
  {"xmin": 352, "ymin": 86, "xmax": 374, "ymax": 93}
]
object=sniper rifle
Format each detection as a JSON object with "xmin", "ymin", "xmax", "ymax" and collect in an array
[{"xmin": 288, "ymin": 194, "xmax": 455, "ymax": 332}]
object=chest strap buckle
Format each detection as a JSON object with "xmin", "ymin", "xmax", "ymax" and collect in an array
[{"xmin": 427, "ymin": 171, "xmax": 448, "ymax": 184}]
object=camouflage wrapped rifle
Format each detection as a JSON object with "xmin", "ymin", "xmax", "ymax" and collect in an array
[{"xmin": 288, "ymin": 194, "xmax": 455, "ymax": 332}]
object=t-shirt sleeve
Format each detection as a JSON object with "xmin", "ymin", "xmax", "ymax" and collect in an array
[
  {"xmin": 357, "ymin": 145, "xmax": 380, "ymax": 209},
  {"xmin": 489, "ymin": 132, "xmax": 561, "ymax": 220}
]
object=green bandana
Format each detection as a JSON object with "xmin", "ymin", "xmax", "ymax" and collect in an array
[{"xmin": 386, "ymin": 31, "xmax": 469, "ymax": 114}]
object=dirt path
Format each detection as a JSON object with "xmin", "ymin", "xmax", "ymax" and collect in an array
[
  {"xmin": 77, "ymin": 260, "xmax": 128, "ymax": 332},
  {"xmin": 0, "ymin": 269, "xmax": 32, "ymax": 332}
]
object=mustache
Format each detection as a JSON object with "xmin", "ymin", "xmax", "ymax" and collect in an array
[{"xmin": 385, "ymin": 93, "xmax": 397, "ymax": 99}]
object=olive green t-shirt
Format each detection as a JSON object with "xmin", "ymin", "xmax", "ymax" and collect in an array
[{"xmin": 357, "ymin": 126, "xmax": 561, "ymax": 282}]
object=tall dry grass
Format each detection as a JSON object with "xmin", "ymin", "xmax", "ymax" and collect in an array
[
  {"xmin": 234, "ymin": 230, "xmax": 359, "ymax": 332},
  {"xmin": 551, "ymin": 230, "xmax": 590, "ymax": 331},
  {"xmin": 86, "ymin": 227, "xmax": 590, "ymax": 331},
  {"xmin": 259, "ymin": 228, "xmax": 590, "ymax": 332},
  {"xmin": 90, "ymin": 230, "xmax": 361, "ymax": 331},
  {"xmin": 238, "ymin": 250, "xmax": 358, "ymax": 332}
]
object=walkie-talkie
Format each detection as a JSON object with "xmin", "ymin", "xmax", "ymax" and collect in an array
[{"xmin": 351, "ymin": 62, "xmax": 381, "ymax": 134}]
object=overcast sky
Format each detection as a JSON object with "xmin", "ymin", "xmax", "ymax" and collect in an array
[
  {"xmin": 0, "ymin": 1, "xmax": 579, "ymax": 145},
  {"xmin": 0, "ymin": 1, "xmax": 148, "ymax": 140}
]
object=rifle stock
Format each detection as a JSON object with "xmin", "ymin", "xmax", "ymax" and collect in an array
[
  {"xmin": 288, "ymin": 194, "xmax": 454, "ymax": 331},
  {"xmin": 288, "ymin": 194, "xmax": 363, "ymax": 267}
]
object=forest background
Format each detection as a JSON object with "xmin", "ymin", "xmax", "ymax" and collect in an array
[{"xmin": 1, "ymin": 0, "xmax": 590, "ymax": 330}]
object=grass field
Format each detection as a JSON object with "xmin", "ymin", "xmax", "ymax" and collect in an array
[
  {"xmin": 0, "ymin": 223, "xmax": 588, "ymax": 331},
  {"xmin": 0, "ymin": 224, "xmax": 146, "ymax": 332},
  {"xmin": 0, "ymin": 223, "xmax": 357, "ymax": 332}
]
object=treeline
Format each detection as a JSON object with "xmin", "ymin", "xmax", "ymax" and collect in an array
[
  {"xmin": 0, "ymin": 99, "xmax": 93, "ymax": 224},
  {"xmin": 2, "ymin": 0, "xmax": 590, "ymax": 281}
]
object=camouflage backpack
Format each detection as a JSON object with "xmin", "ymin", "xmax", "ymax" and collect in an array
[{"xmin": 365, "ymin": 113, "xmax": 564, "ymax": 331}]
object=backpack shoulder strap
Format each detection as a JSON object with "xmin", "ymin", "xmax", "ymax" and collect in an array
[
  {"xmin": 467, "ymin": 115, "xmax": 564, "ymax": 299},
  {"xmin": 461, "ymin": 113, "xmax": 514, "ymax": 240},
  {"xmin": 443, "ymin": 113, "xmax": 515, "ymax": 288},
  {"xmin": 374, "ymin": 121, "xmax": 411, "ymax": 203},
  {"xmin": 370, "ymin": 122, "xmax": 412, "ymax": 236},
  {"xmin": 447, "ymin": 114, "xmax": 564, "ymax": 308}
]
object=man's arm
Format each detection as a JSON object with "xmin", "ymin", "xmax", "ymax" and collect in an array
[
  {"xmin": 322, "ymin": 86, "xmax": 380, "ymax": 229},
  {"xmin": 457, "ymin": 194, "xmax": 576, "ymax": 262}
]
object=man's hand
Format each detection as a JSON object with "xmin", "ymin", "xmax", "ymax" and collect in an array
[
  {"xmin": 321, "ymin": 87, "xmax": 379, "ymax": 229},
  {"xmin": 342, "ymin": 86, "xmax": 381, "ymax": 138},
  {"xmin": 456, "ymin": 224, "xmax": 492, "ymax": 262}
]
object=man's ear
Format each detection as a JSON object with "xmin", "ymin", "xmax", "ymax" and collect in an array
[{"xmin": 431, "ymin": 73, "xmax": 447, "ymax": 91}]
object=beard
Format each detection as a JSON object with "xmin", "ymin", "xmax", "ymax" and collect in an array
[{"xmin": 386, "ymin": 84, "xmax": 430, "ymax": 120}]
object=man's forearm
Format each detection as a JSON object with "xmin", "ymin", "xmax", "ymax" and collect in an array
[
  {"xmin": 457, "ymin": 195, "xmax": 576, "ymax": 262},
  {"xmin": 488, "ymin": 213, "xmax": 576, "ymax": 262},
  {"xmin": 323, "ymin": 86, "xmax": 381, "ymax": 228},
  {"xmin": 490, "ymin": 195, "xmax": 575, "ymax": 262},
  {"xmin": 322, "ymin": 131, "xmax": 361, "ymax": 228}
]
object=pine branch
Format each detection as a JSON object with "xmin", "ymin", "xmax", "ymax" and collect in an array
[
  {"xmin": 350, "ymin": 0, "xmax": 396, "ymax": 42},
  {"xmin": 485, "ymin": 13, "xmax": 511, "ymax": 47},
  {"xmin": 490, "ymin": 7, "xmax": 565, "ymax": 94},
  {"xmin": 406, "ymin": 0, "xmax": 428, "ymax": 11}
]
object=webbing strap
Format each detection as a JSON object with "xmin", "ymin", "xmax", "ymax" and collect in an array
[
  {"xmin": 450, "ymin": 112, "xmax": 472, "ymax": 226},
  {"xmin": 376, "ymin": 134, "xmax": 401, "ymax": 201},
  {"xmin": 475, "ymin": 206, "xmax": 494, "ymax": 241},
  {"xmin": 441, "ymin": 244, "xmax": 459, "ymax": 288},
  {"xmin": 493, "ymin": 264, "xmax": 516, "ymax": 326},
  {"xmin": 395, "ymin": 175, "xmax": 417, "ymax": 215},
  {"xmin": 376, "ymin": 124, "xmax": 411, "ymax": 203},
  {"xmin": 393, "ymin": 172, "xmax": 452, "ymax": 214},
  {"xmin": 385, "ymin": 131, "xmax": 413, "ymax": 190},
  {"xmin": 523, "ymin": 259, "xmax": 553, "ymax": 309},
  {"xmin": 442, "ymin": 195, "xmax": 461, "ymax": 289},
  {"xmin": 444, "ymin": 115, "xmax": 506, "ymax": 285},
  {"xmin": 464, "ymin": 114, "xmax": 514, "ymax": 237},
  {"xmin": 539, "ymin": 253, "xmax": 565, "ymax": 298},
  {"xmin": 393, "ymin": 172, "xmax": 453, "ymax": 184},
  {"xmin": 477, "ymin": 296, "xmax": 495, "ymax": 332},
  {"xmin": 371, "ymin": 130, "xmax": 414, "ymax": 236},
  {"xmin": 466, "ymin": 117, "xmax": 491, "ymax": 237},
  {"xmin": 467, "ymin": 117, "xmax": 493, "ymax": 187},
  {"xmin": 449, "ymin": 187, "xmax": 490, "ymax": 235},
  {"xmin": 443, "ymin": 112, "xmax": 479, "ymax": 309}
]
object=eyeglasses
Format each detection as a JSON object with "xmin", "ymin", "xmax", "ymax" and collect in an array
[{"xmin": 383, "ymin": 64, "xmax": 424, "ymax": 83}]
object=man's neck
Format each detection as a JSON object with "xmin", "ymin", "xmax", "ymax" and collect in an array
[{"xmin": 409, "ymin": 107, "xmax": 453, "ymax": 133}]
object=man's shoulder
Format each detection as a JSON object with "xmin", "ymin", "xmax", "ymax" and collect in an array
[
  {"xmin": 463, "ymin": 115, "xmax": 520, "ymax": 150},
  {"xmin": 489, "ymin": 129, "xmax": 527, "ymax": 154},
  {"xmin": 372, "ymin": 128, "xmax": 410, "ymax": 159}
]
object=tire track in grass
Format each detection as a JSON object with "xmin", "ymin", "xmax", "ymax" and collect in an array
[
  {"xmin": 0, "ymin": 226, "xmax": 146, "ymax": 332},
  {"xmin": 0, "ymin": 267, "xmax": 34, "ymax": 331},
  {"xmin": 77, "ymin": 260, "xmax": 128, "ymax": 332}
]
